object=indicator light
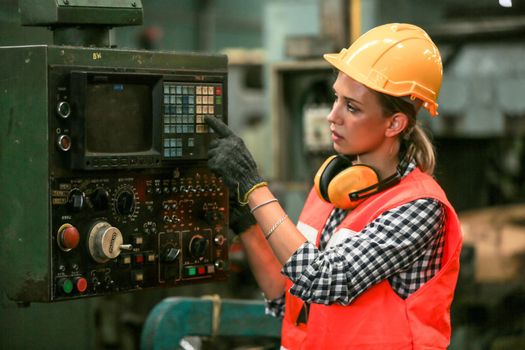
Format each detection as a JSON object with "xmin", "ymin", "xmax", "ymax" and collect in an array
[
  {"xmin": 132, "ymin": 271, "xmax": 144, "ymax": 282},
  {"xmin": 57, "ymin": 135, "xmax": 71, "ymax": 151},
  {"xmin": 121, "ymin": 255, "xmax": 131, "ymax": 265}
]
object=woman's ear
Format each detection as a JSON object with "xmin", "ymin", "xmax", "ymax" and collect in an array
[{"xmin": 385, "ymin": 113, "xmax": 409, "ymax": 138}]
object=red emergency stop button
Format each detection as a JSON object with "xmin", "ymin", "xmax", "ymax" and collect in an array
[
  {"xmin": 74, "ymin": 277, "xmax": 88, "ymax": 293},
  {"xmin": 57, "ymin": 224, "xmax": 80, "ymax": 251}
]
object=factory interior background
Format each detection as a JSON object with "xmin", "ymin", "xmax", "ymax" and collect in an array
[{"xmin": 1, "ymin": 0, "xmax": 525, "ymax": 349}]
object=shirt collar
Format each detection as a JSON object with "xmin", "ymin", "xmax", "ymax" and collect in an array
[{"xmin": 398, "ymin": 157, "xmax": 416, "ymax": 178}]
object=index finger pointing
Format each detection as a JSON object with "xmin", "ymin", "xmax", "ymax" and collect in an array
[{"xmin": 205, "ymin": 116, "xmax": 232, "ymax": 138}]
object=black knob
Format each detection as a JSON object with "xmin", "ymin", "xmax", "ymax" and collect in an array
[
  {"xmin": 67, "ymin": 189, "xmax": 85, "ymax": 212},
  {"xmin": 116, "ymin": 190, "xmax": 135, "ymax": 215},
  {"xmin": 189, "ymin": 235, "xmax": 209, "ymax": 259},
  {"xmin": 90, "ymin": 188, "xmax": 110, "ymax": 211}
]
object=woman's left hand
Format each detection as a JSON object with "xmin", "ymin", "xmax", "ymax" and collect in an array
[{"xmin": 205, "ymin": 116, "xmax": 266, "ymax": 203}]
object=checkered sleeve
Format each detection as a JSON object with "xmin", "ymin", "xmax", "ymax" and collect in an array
[
  {"xmin": 264, "ymin": 293, "xmax": 286, "ymax": 318},
  {"xmin": 281, "ymin": 198, "xmax": 444, "ymax": 305}
]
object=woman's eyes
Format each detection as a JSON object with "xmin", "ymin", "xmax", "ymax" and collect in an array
[
  {"xmin": 334, "ymin": 95, "xmax": 359, "ymax": 113},
  {"xmin": 346, "ymin": 103, "xmax": 357, "ymax": 113}
]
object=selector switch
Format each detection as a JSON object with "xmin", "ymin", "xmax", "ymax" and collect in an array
[
  {"xmin": 189, "ymin": 235, "xmax": 209, "ymax": 259},
  {"xmin": 90, "ymin": 188, "xmax": 110, "ymax": 211},
  {"xmin": 67, "ymin": 189, "xmax": 85, "ymax": 212},
  {"xmin": 162, "ymin": 246, "xmax": 181, "ymax": 262},
  {"xmin": 115, "ymin": 190, "xmax": 135, "ymax": 216}
]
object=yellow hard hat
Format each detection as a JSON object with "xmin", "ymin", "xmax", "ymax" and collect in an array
[{"xmin": 324, "ymin": 23, "xmax": 442, "ymax": 116}]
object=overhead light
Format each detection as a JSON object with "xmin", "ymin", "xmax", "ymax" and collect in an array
[{"xmin": 499, "ymin": 0, "xmax": 512, "ymax": 7}]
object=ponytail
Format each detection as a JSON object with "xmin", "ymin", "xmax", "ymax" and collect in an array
[
  {"xmin": 404, "ymin": 123, "xmax": 436, "ymax": 175},
  {"xmin": 373, "ymin": 91, "xmax": 436, "ymax": 175}
]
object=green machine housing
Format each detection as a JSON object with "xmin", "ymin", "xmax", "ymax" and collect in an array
[{"xmin": 0, "ymin": 44, "xmax": 230, "ymax": 302}]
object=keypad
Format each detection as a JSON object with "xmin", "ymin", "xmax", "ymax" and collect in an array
[{"xmin": 162, "ymin": 82, "xmax": 223, "ymax": 159}]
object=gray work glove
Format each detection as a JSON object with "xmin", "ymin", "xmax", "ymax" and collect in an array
[
  {"xmin": 205, "ymin": 116, "xmax": 266, "ymax": 204},
  {"xmin": 229, "ymin": 196, "xmax": 257, "ymax": 235}
]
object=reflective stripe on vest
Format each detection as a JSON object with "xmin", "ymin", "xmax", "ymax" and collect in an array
[{"xmin": 281, "ymin": 168, "xmax": 462, "ymax": 350}]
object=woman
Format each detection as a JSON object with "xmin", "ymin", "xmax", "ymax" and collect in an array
[{"xmin": 205, "ymin": 23, "xmax": 462, "ymax": 350}]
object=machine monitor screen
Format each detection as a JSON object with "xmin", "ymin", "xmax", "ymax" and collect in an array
[
  {"xmin": 85, "ymin": 83, "xmax": 152, "ymax": 153},
  {"xmin": 69, "ymin": 71, "xmax": 163, "ymax": 169}
]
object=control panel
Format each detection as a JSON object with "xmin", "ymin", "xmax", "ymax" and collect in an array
[
  {"xmin": 51, "ymin": 167, "xmax": 228, "ymax": 300},
  {"xmin": 0, "ymin": 45, "xmax": 230, "ymax": 303}
]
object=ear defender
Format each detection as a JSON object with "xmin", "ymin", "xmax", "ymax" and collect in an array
[{"xmin": 314, "ymin": 155, "xmax": 381, "ymax": 209}]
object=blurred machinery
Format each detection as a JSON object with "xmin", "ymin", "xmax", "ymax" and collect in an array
[{"xmin": 453, "ymin": 206, "xmax": 525, "ymax": 350}]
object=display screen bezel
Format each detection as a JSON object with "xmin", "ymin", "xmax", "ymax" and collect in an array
[{"xmin": 70, "ymin": 71, "xmax": 163, "ymax": 170}]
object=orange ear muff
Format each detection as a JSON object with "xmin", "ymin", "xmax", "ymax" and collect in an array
[
  {"xmin": 327, "ymin": 165, "xmax": 379, "ymax": 209},
  {"xmin": 314, "ymin": 155, "xmax": 352, "ymax": 203},
  {"xmin": 314, "ymin": 155, "xmax": 380, "ymax": 209}
]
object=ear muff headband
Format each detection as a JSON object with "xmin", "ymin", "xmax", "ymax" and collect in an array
[{"xmin": 349, "ymin": 171, "xmax": 401, "ymax": 201}]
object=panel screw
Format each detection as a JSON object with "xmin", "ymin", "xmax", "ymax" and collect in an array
[
  {"xmin": 131, "ymin": 2, "xmax": 137, "ymax": 7},
  {"xmin": 63, "ymin": 0, "xmax": 69, "ymax": 4}
]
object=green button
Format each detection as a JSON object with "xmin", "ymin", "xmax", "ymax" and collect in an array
[
  {"xmin": 215, "ymin": 96, "xmax": 222, "ymax": 105},
  {"xmin": 61, "ymin": 279, "xmax": 73, "ymax": 294},
  {"xmin": 188, "ymin": 267, "xmax": 196, "ymax": 276}
]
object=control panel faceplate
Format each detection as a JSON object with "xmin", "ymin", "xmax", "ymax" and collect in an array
[
  {"xmin": 0, "ymin": 46, "xmax": 229, "ymax": 303},
  {"xmin": 51, "ymin": 167, "xmax": 228, "ymax": 300}
]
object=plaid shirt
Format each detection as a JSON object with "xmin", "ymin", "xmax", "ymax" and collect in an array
[{"xmin": 265, "ymin": 160, "xmax": 445, "ymax": 318}]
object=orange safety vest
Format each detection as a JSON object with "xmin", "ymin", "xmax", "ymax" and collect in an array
[{"xmin": 281, "ymin": 168, "xmax": 462, "ymax": 350}]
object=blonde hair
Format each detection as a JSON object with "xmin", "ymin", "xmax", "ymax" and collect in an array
[
  {"xmin": 405, "ymin": 123, "xmax": 436, "ymax": 175},
  {"xmin": 373, "ymin": 91, "xmax": 436, "ymax": 175}
]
